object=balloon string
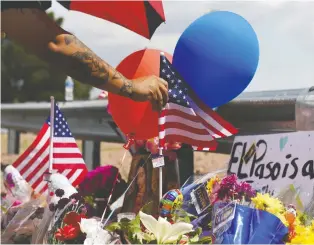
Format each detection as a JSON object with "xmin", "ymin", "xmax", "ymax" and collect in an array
[{"xmin": 102, "ymin": 153, "xmax": 152, "ymax": 228}]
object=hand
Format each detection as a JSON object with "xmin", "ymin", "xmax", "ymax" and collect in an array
[{"xmin": 131, "ymin": 75, "xmax": 169, "ymax": 111}]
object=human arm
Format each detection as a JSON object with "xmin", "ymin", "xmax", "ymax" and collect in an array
[{"xmin": 1, "ymin": 8, "xmax": 168, "ymax": 110}]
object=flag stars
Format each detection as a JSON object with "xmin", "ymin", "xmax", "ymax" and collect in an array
[
  {"xmin": 162, "ymin": 69, "xmax": 166, "ymax": 73},
  {"xmin": 166, "ymin": 74, "xmax": 171, "ymax": 78},
  {"xmin": 179, "ymin": 90, "xmax": 182, "ymax": 94}
]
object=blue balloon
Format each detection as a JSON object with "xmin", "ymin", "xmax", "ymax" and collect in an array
[{"xmin": 173, "ymin": 11, "xmax": 259, "ymax": 108}]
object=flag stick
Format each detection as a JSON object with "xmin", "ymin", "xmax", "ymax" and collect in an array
[
  {"xmin": 158, "ymin": 148, "xmax": 163, "ymax": 201},
  {"xmin": 158, "ymin": 113, "xmax": 163, "ymax": 201},
  {"xmin": 48, "ymin": 96, "xmax": 55, "ymax": 173}
]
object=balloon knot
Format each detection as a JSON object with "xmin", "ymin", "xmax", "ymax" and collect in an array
[{"xmin": 123, "ymin": 134, "xmax": 135, "ymax": 150}]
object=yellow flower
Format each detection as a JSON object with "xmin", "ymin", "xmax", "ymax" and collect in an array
[
  {"xmin": 289, "ymin": 223, "xmax": 314, "ymax": 244},
  {"xmin": 206, "ymin": 176, "xmax": 220, "ymax": 194},
  {"xmin": 251, "ymin": 193, "xmax": 287, "ymax": 226}
]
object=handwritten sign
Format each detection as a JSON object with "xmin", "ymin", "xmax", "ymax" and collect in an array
[
  {"xmin": 228, "ymin": 131, "xmax": 314, "ymax": 206},
  {"xmin": 152, "ymin": 156, "xmax": 165, "ymax": 168}
]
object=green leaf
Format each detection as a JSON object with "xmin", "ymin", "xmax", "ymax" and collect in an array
[
  {"xmin": 140, "ymin": 202, "xmax": 154, "ymax": 214},
  {"xmin": 105, "ymin": 222, "xmax": 121, "ymax": 232}
]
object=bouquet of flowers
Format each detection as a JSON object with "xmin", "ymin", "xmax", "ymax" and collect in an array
[
  {"xmin": 107, "ymin": 173, "xmax": 314, "ymax": 244},
  {"xmin": 106, "ymin": 204, "xmax": 212, "ymax": 244}
]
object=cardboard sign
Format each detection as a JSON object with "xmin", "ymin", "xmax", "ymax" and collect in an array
[
  {"xmin": 212, "ymin": 202, "xmax": 236, "ymax": 243},
  {"xmin": 228, "ymin": 131, "xmax": 314, "ymax": 206},
  {"xmin": 190, "ymin": 183, "xmax": 211, "ymax": 214},
  {"xmin": 152, "ymin": 155, "xmax": 165, "ymax": 168}
]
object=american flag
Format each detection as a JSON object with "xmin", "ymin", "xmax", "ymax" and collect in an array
[
  {"xmin": 13, "ymin": 103, "xmax": 88, "ymax": 194},
  {"xmin": 159, "ymin": 54, "xmax": 238, "ymax": 151}
]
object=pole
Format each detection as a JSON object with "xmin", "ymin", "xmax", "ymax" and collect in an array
[
  {"xmin": 158, "ymin": 112, "xmax": 164, "ymax": 201},
  {"xmin": 158, "ymin": 148, "xmax": 163, "ymax": 201},
  {"xmin": 48, "ymin": 96, "xmax": 55, "ymax": 173}
]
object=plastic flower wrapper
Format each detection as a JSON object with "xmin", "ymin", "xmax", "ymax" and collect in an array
[
  {"xmin": 1, "ymin": 198, "xmax": 46, "ymax": 244},
  {"xmin": 31, "ymin": 205, "xmax": 55, "ymax": 244},
  {"xmin": 211, "ymin": 203, "xmax": 289, "ymax": 244},
  {"xmin": 2, "ymin": 165, "xmax": 33, "ymax": 204},
  {"xmin": 180, "ymin": 170, "xmax": 227, "ymax": 216}
]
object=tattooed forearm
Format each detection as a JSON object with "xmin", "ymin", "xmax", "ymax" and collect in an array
[
  {"xmin": 119, "ymin": 79, "xmax": 134, "ymax": 98},
  {"xmin": 62, "ymin": 34, "xmax": 129, "ymax": 90}
]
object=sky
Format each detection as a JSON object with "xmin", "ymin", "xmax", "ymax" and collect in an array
[{"xmin": 49, "ymin": 0, "xmax": 314, "ymax": 98}]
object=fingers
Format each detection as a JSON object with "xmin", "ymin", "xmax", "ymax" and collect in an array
[
  {"xmin": 159, "ymin": 77, "xmax": 168, "ymax": 90},
  {"xmin": 156, "ymin": 88, "xmax": 164, "ymax": 111},
  {"xmin": 159, "ymin": 83, "xmax": 168, "ymax": 107},
  {"xmin": 150, "ymin": 90, "xmax": 159, "ymax": 111}
]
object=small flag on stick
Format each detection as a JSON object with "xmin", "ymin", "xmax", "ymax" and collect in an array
[
  {"xmin": 13, "ymin": 102, "xmax": 88, "ymax": 195},
  {"xmin": 159, "ymin": 54, "xmax": 238, "ymax": 150}
]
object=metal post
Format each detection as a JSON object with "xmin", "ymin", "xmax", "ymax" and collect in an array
[
  {"xmin": 177, "ymin": 144, "xmax": 194, "ymax": 186},
  {"xmin": 82, "ymin": 140, "xmax": 101, "ymax": 170},
  {"xmin": 7, "ymin": 129, "xmax": 20, "ymax": 154}
]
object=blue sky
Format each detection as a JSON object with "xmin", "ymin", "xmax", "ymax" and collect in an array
[{"xmin": 49, "ymin": 0, "xmax": 314, "ymax": 97}]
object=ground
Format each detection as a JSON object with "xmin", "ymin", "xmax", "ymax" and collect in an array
[{"xmin": 1, "ymin": 132, "xmax": 229, "ymax": 182}]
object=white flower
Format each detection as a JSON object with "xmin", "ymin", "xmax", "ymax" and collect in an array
[
  {"xmin": 139, "ymin": 211, "xmax": 193, "ymax": 244},
  {"xmin": 79, "ymin": 218, "xmax": 99, "ymax": 235},
  {"xmin": 80, "ymin": 218, "xmax": 120, "ymax": 245}
]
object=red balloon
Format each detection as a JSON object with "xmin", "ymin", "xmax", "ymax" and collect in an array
[{"xmin": 108, "ymin": 49, "xmax": 173, "ymax": 140}]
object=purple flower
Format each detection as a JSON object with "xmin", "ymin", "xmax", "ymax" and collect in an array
[
  {"xmin": 6, "ymin": 173, "xmax": 15, "ymax": 188},
  {"xmin": 49, "ymin": 203, "xmax": 56, "ymax": 212},
  {"xmin": 78, "ymin": 165, "xmax": 122, "ymax": 198},
  {"xmin": 57, "ymin": 198, "xmax": 70, "ymax": 210},
  {"xmin": 55, "ymin": 189, "xmax": 65, "ymax": 198},
  {"xmin": 69, "ymin": 193, "xmax": 82, "ymax": 201},
  {"xmin": 217, "ymin": 174, "xmax": 240, "ymax": 200},
  {"xmin": 240, "ymin": 182, "xmax": 256, "ymax": 199}
]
